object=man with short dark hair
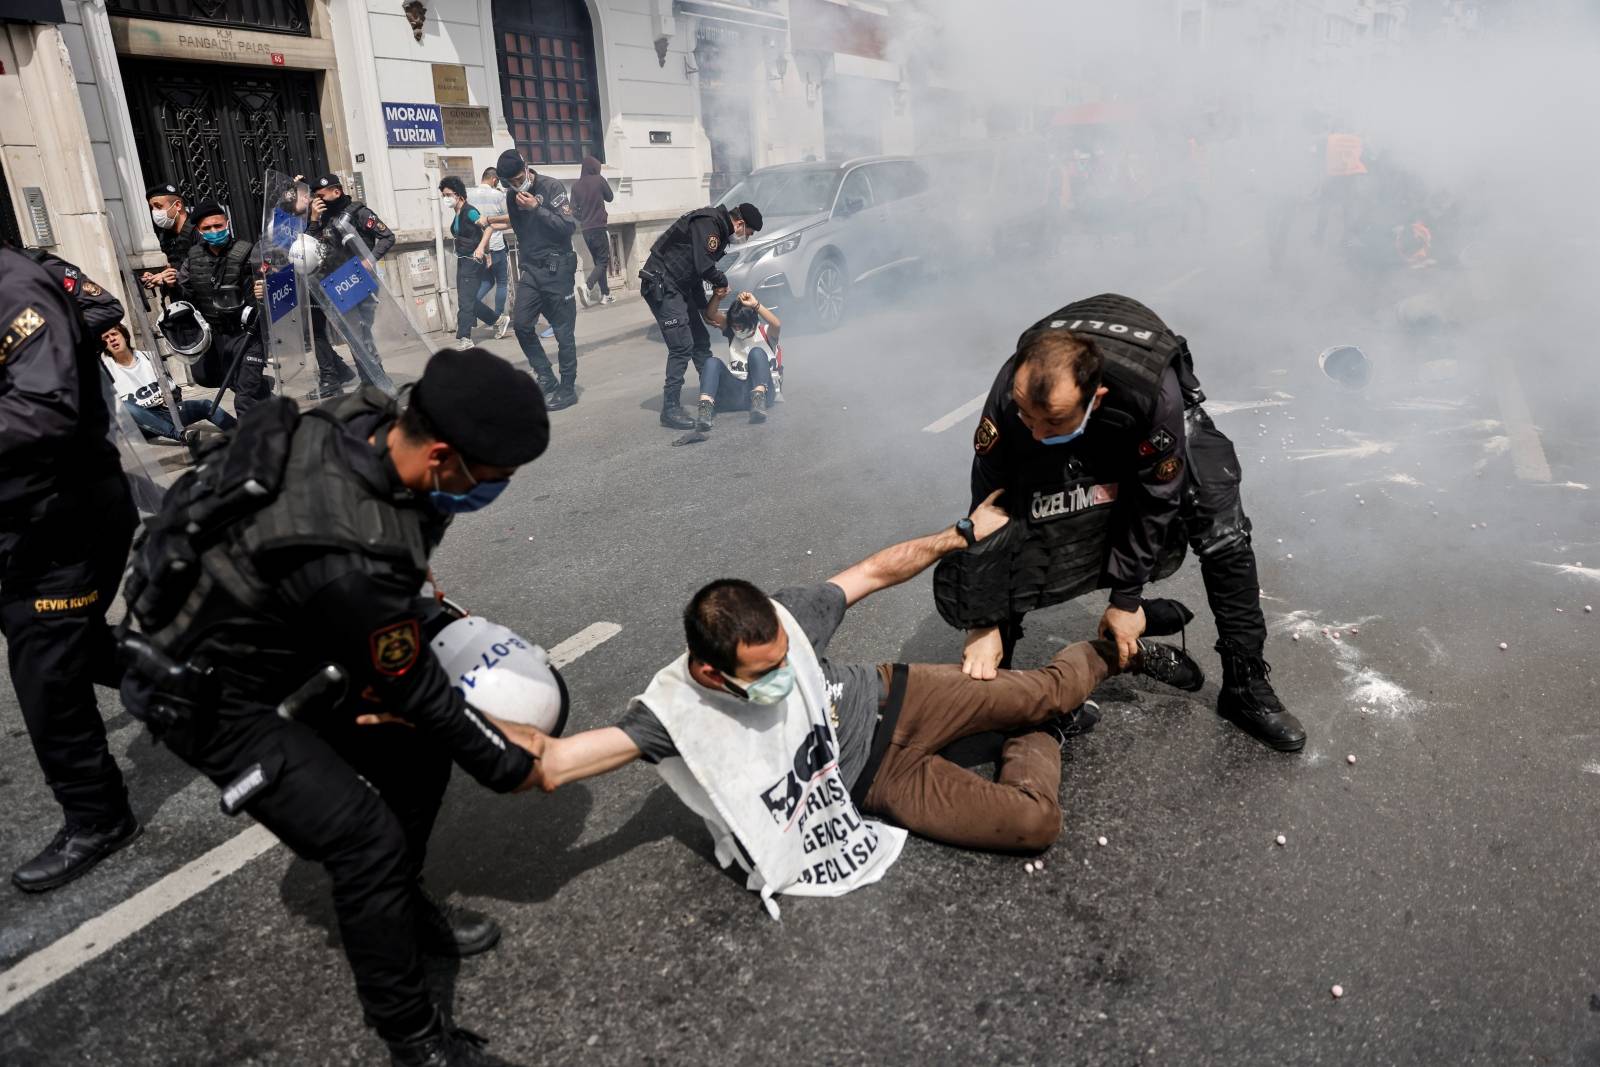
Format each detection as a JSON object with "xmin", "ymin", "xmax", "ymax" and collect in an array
[
  {"xmin": 119, "ymin": 348, "xmax": 552, "ymax": 1065},
  {"xmin": 520, "ymin": 495, "xmax": 1200, "ymax": 915},
  {"xmin": 143, "ymin": 181, "xmax": 194, "ymax": 291},
  {"xmin": 496, "ymin": 149, "xmax": 580, "ymax": 411},
  {"xmin": 943, "ymin": 293, "xmax": 1304, "ymax": 752},
  {"xmin": 184, "ymin": 201, "xmax": 272, "ymax": 415},
  {"xmin": 466, "ymin": 166, "xmax": 511, "ymax": 335},
  {"xmin": 305, "ymin": 173, "xmax": 394, "ymax": 398},
  {"xmin": 640, "ymin": 200, "xmax": 763, "ymax": 430}
]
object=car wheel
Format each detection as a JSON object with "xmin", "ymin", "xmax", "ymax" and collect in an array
[{"xmin": 807, "ymin": 256, "xmax": 847, "ymax": 331}]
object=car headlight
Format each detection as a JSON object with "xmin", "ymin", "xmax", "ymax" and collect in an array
[{"xmin": 756, "ymin": 234, "xmax": 803, "ymax": 261}]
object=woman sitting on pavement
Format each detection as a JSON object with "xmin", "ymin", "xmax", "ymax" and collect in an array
[
  {"xmin": 100, "ymin": 323, "xmax": 236, "ymax": 443},
  {"xmin": 693, "ymin": 291, "xmax": 781, "ymax": 432},
  {"xmin": 438, "ymin": 176, "xmax": 507, "ymax": 351}
]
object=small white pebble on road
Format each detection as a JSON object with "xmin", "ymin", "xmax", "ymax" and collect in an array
[
  {"xmin": 1286, "ymin": 553, "xmax": 1294, "ymax": 560},
  {"xmin": 1349, "ymin": 627, "xmax": 1360, "ymax": 635},
  {"xmin": 1291, "ymin": 634, "xmax": 1300, "ymax": 641},
  {"xmin": 1275, "ymin": 835, "xmax": 1287, "ymax": 846},
  {"xmin": 1347, "ymin": 754, "xmax": 1357, "ymax": 765},
  {"xmin": 805, "ymin": 550, "xmax": 812, "ymax": 555},
  {"xmin": 1556, "ymin": 608, "xmax": 1565, "ymax": 613},
  {"xmin": 1035, "ymin": 859, "xmax": 1045, "ymax": 871},
  {"xmin": 1331, "ymin": 985, "xmax": 1344, "ymax": 999},
  {"xmin": 1024, "ymin": 862, "xmax": 1035, "ymax": 873},
  {"xmin": 1097, "ymin": 836, "xmax": 1108, "ymax": 847},
  {"xmin": 1587, "ymin": 606, "xmax": 1594, "ymax": 613},
  {"xmin": 527, "ymin": 536, "xmax": 534, "ymax": 541},
  {"xmin": 1277, "ymin": 538, "xmax": 1283, "ymax": 544},
  {"xmin": 1498, "ymin": 642, "xmax": 1508, "ymax": 650},
  {"xmin": 1310, "ymin": 518, "xmax": 1317, "ymax": 524},
  {"xmin": 1332, "ymin": 631, "xmax": 1341, "ymax": 640}
]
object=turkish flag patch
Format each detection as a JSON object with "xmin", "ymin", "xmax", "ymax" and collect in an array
[
  {"xmin": 62, "ymin": 275, "xmax": 77, "ymax": 294},
  {"xmin": 370, "ymin": 619, "xmax": 421, "ymax": 676}
]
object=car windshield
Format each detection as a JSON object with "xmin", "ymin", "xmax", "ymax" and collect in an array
[{"xmin": 718, "ymin": 169, "xmax": 840, "ymax": 217}]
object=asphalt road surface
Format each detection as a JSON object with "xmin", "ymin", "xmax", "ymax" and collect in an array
[{"xmin": 2, "ymin": 236, "xmax": 1597, "ymax": 1066}]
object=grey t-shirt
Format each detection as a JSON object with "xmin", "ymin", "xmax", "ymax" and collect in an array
[{"xmin": 617, "ymin": 583, "xmax": 886, "ymax": 789}]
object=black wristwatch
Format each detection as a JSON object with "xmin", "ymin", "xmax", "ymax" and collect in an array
[{"xmin": 955, "ymin": 518, "xmax": 977, "ymax": 547}]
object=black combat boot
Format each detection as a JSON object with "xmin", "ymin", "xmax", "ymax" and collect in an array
[
  {"xmin": 749, "ymin": 387, "xmax": 768, "ymax": 423},
  {"xmin": 660, "ymin": 389, "xmax": 694, "ymax": 429},
  {"xmin": 1130, "ymin": 638, "xmax": 1205, "ymax": 691},
  {"xmin": 1217, "ymin": 645, "xmax": 1306, "ymax": 752},
  {"xmin": 386, "ymin": 1012, "xmax": 512, "ymax": 1067},
  {"xmin": 534, "ymin": 374, "xmax": 560, "ymax": 399},
  {"xmin": 413, "ymin": 885, "xmax": 501, "ymax": 958},
  {"xmin": 12, "ymin": 814, "xmax": 141, "ymax": 893},
  {"xmin": 545, "ymin": 382, "xmax": 576, "ymax": 412},
  {"xmin": 1040, "ymin": 700, "xmax": 1101, "ymax": 745},
  {"xmin": 693, "ymin": 398, "xmax": 715, "ymax": 432}
]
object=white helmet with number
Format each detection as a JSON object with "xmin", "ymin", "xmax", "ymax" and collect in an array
[
  {"xmin": 430, "ymin": 615, "xmax": 569, "ymax": 735},
  {"xmin": 287, "ymin": 233, "xmax": 325, "ymax": 276}
]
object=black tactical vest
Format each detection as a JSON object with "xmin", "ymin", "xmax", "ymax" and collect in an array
[
  {"xmin": 124, "ymin": 390, "xmax": 431, "ymax": 659},
  {"xmin": 645, "ymin": 207, "xmax": 727, "ymax": 290},
  {"xmin": 184, "ymin": 239, "xmax": 255, "ymax": 328}
]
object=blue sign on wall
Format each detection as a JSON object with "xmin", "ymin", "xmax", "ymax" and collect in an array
[
  {"xmin": 382, "ymin": 102, "xmax": 444, "ymax": 146},
  {"xmin": 266, "ymin": 265, "xmax": 298, "ymax": 323},
  {"xmin": 320, "ymin": 259, "xmax": 379, "ymax": 315}
]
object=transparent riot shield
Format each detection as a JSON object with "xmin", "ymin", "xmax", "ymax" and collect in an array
[
  {"xmin": 258, "ymin": 172, "xmax": 315, "ymax": 394},
  {"xmin": 103, "ymin": 375, "xmax": 169, "ymax": 515}
]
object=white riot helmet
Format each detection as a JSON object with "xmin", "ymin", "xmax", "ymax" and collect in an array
[
  {"xmin": 156, "ymin": 300, "xmax": 212, "ymax": 361},
  {"xmin": 430, "ymin": 613, "xmax": 569, "ymax": 735},
  {"xmin": 1317, "ymin": 344, "xmax": 1371, "ymax": 390},
  {"xmin": 287, "ymin": 233, "xmax": 324, "ymax": 276}
]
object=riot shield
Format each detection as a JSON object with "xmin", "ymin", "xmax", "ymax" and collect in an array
[
  {"xmin": 258, "ymin": 172, "xmax": 315, "ymax": 394},
  {"xmin": 103, "ymin": 375, "xmax": 169, "ymax": 515}
]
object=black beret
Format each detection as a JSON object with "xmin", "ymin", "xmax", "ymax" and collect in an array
[
  {"xmin": 314, "ymin": 173, "xmax": 343, "ymax": 191},
  {"xmin": 145, "ymin": 182, "xmax": 180, "ymax": 200},
  {"xmin": 734, "ymin": 202, "xmax": 763, "ymax": 232},
  {"xmin": 495, "ymin": 149, "xmax": 525, "ymax": 178},
  {"xmin": 413, "ymin": 348, "xmax": 549, "ymax": 467},
  {"xmin": 190, "ymin": 200, "xmax": 228, "ymax": 227}
]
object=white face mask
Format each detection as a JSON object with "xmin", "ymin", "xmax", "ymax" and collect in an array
[
  {"xmin": 441, "ymin": 195, "xmax": 457, "ymax": 210},
  {"xmin": 151, "ymin": 205, "xmax": 176, "ymax": 230},
  {"xmin": 515, "ymin": 174, "xmax": 533, "ymax": 192}
]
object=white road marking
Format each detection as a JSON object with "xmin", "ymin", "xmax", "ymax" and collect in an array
[
  {"xmin": 922, "ymin": 391, "xmax": 987, "ymax": 435},
  {"xmin": 1489, "ymin": 356, "xmax": 1552, "ymax": 482},
  {"xmin": 1152, "ymin": 265, "xmax": 1205, "ymax": 296},
  {"xmin": 0, "ymin": 620, "xmax": 621, "ymax": 1017}
]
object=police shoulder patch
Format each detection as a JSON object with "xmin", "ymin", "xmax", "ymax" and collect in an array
[
  {"xmin": 61, "ymin": 275, "xmax": 77, "ymax": 294},
  {"xmin": 370, "ymin": 619, "xmax": 421, "ymax": 676},
  {"xmin": 82, "ymin": 281, "xmax": 103, "ymax": 297},
  {"xmin": 0, "ymin": 306, "xmax": 46, "ymax": 364},
  {"xmin": 706, "ymin": 234, "xmax": 720, "ymax": 253},
  {"xmin": 974, "ymin": 416, "xmax": 1000, "ymax": 455},
  {"xmin": 1137, "ymin": 427, "xmax": 1176, "ymax": 458},
  {"xmin": 1152, "ymin": 455, "xmax": 1184, "ymax": 483}
]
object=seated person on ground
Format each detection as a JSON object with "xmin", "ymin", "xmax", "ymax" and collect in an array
[
  {"xmin": 693, "ymin": 291, "xmax": 781, "ymax": 431},
  {"xmin": 100, "ymin": 323, "xmax": 236, "ymax": 443},
  {"xmin": 523, "ymin": 494, "xmax": 1201, "ymax": 915}
]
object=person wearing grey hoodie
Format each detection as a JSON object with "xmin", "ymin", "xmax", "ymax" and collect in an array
[{"xmin": 571, "ymin": 154, "xmax": 615, "ymax": 305}]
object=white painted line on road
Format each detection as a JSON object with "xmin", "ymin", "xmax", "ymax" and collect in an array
[
  {"xmin": 0, "ymin": 824, "xmax": 278, "ymax": 1016},
  {"xmin": 922, "ymin": 391, "xmax": 986, "ymax": 434},
  {"xmin": 0, "ymin": 620, "xmax": 621, "ymax": 1017},
  {"xmin": 1489, "ymin": 356, "xmax": 1552, "ymax": 483},
  {"xmin": 1152, "ymin": 265, "xmax": 1205, "ymax": 296}
]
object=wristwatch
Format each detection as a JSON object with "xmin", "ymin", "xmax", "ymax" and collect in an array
[{"xmin": 955, "ymin": 518, "xmax": 977, "ymax": 547}]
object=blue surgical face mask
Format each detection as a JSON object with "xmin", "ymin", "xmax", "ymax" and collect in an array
[
  {"xmin": 724, "ymin": 664, "xmax": 796, "ymax": 705},
  {"xmin": 200, "ymin": 228, "xmax": 231, "ymax": 246},
  {"xmin": 1039, "ymin": 395, "xmax": 1096, "ymax": 446},
  {"xmin": 428, "ymin": 455, "xmax": 508, "ymax": 514}
]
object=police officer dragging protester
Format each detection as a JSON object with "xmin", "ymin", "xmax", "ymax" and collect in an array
[
  {"xmin": 936, "ymin": 294, "xmax": 1306, "ymax": 752},
  {"xmin": 143, "ymin": 181, "xmax": 196, "ymax": 292},
  {"xmin": 306, "ymin": 173, "xmax": 395, "ymax": 399},
  {"xmin": 175, "ymin": 201, "xmax": 273, "ymax": 416},
  {"xmin": 641, "ymin": 200, "xmax": 762, "ymax": 430},
  {"xmin": 495, "ymin": 149, "xmax": 580, "ymax": 412},
  {"xmin": 0, "ymin": 244, "xmax": 141, "ymax": 892},
  {"xmin": 118, "ymin": 349, "xmax": 552, "ymax": 1065}
]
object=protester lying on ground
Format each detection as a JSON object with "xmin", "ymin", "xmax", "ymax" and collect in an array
[
  {"xmin": 521, "ymin": 493, "xmax": 1203, "ymax": 916},
  {"xmin": 100, "ymin": 323, "xmax": 236, "ymax": 442}
]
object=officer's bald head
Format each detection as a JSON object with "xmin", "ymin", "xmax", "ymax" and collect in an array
[{"xmin": 1013, "ymin": 330, "xmax": 1103, "ymax": 422}]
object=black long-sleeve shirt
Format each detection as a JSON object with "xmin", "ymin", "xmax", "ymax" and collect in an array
[
  {"xmin": 971, "ymin": 360, "xmax": 1188, "ymax": 609},
  {"xmin": 644, "ymin": 207, "xmax": 733, "ymax": 303},
  {"xmin": 506, "ymin": 173, "xmax": 577, "ymax": 261}
]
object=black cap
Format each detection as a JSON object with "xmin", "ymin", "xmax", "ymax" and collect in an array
[
  {"xmin": 413, "ymin": 349, "xmax": 549, "ymax": 467},
  {"xmin": 733, "ymin": 202, "xmax": 763, "ymax": 232},
  {"xmin": 145, "ymin": 182, "xmax": 180, "ymax": 200},
  {"xmin": 496, "ymin": 149, "xmax": 525, "ymax": 179},
  {"xmin": 190, "ymin": 201, "xmax": 228, "ymax": 227},
  {"xmin": 314, "ymin": 173, "xmax": 344, "ymax": 192}
]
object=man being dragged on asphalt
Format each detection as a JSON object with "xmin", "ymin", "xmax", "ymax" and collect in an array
[{"xmin": 520, "ymin": 496, "xmax": 1202, "ymax": 915}]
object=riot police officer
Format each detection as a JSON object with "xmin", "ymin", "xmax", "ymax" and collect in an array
[
  {"xmin": 0, "ymin": 245, "xmax": 140, "ymax": 892},
  {"xmin": 183, "ymin": 201, "xmax": 272, "ymax": 415},
  {"xmin": 119, "ymin": 349, "xmax": 551, "ymax": 1065},
  {"xmin": 143, "ymin": 181, "xmax": 196, "ymax": 292},
  {"xmin": 640, "ymin": 201, "xmax": 762, "ymax": 429},
  {"xmin": 938, "ymin": 294, "xmax": 1305, "ymax": 752},
  {"xmin": 306, "ymin": 173, "xmax": 394, "ymax": 398},
  {"xmin": 495, "ymin": 149, "xmax": 580, "ymax": 412}
]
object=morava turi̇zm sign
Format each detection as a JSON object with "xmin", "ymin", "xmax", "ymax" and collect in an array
[{"xmin": 382, "ymin": 102, "xmax": 444, "ymax": 147}]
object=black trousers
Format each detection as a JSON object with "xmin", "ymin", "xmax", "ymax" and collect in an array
[
  {"xmin": 641, "ymin": 276, "xmax": 711, "ymax": 408},
  {"xmin": 311, "ymin": 300, "xmax": 379, "ymax": 386},
  {"xmin": 158, "ymin": 699, "xmax": 453, "ymax": 1039},
  {"xmin": 582, "ymin": 229, "xmax": 610, "ymax": 294},
  {"xmin": 0, "ymin": 477, "xmax": 135, "ymax": 827},
  {"xmin": 512, "ymin": 249, "xmax": 578, "ymax": 386},
  {"xmin": 1000, "ymin": 406, "xmax": 1268, "ymax": 666},
  {"xmin": 218, "ymin": 329, "xmax": 272, "ymax": 416},
  {"xmin": 453, "ymin": 257, "xmax": 498, "ymax": 340}
]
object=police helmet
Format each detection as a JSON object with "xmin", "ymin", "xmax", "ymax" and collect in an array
[
  {"xmin": 287, "ymin": 233, "xmax": 324, "ymax": 276},
  {"xmin": 157, "ymin": 301, "xmax": 213, "ymax": 361},
  {"xmin": 427, "ymin": 608, "xmax": 570, "ymax": 736}
]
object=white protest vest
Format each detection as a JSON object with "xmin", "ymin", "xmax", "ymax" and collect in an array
[{"xmin": 636, "ymin": 600, "xmax": 906, "ymax": 919}]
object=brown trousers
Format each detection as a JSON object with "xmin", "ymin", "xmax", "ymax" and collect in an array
[{"xmin": 860, "ymin": 642, "xmax": 1109, "ymax": 853}]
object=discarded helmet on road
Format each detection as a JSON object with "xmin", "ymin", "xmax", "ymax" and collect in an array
[
  {"xmin": 1318, "ymin": 344, "xmax": 1371, "ymax": 390},
  {"xmin": 156, "ymin": 300, "xmax": 213, "ymax": 361}
]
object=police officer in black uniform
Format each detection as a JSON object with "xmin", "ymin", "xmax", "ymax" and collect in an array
[
  {"xmin": 306, "ymin": 173, "xmax": 395, "ymax": 398},
  {"xmin": 183, "ymin": 201, "xmax": 272, "ymax": 416},
  {"xmin": 118, "ymin": 349, "xmax": 550, "ymax": 1066},
  {"xmin": 0, "ymin": 245, "xmax": 141, "ymax": 892},
  {"xmin": 495, "ymin": 149, "xmax": 580, "ymax": 412},
  {"xmin": 640, "ymin": 200, "xmax": 762, "ymax": 429},
  {"xmin": 142, "ymin": 181, "xmax": 196, "ymax": 293},
  {"xmin": 938, "ymin": 294, "xmax": 1305, "ymax": 752}
]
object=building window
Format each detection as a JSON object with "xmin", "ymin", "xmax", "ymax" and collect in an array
[{"xmin": 493, "ymin": 0, "xmax": 601, "ymax": 166}]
